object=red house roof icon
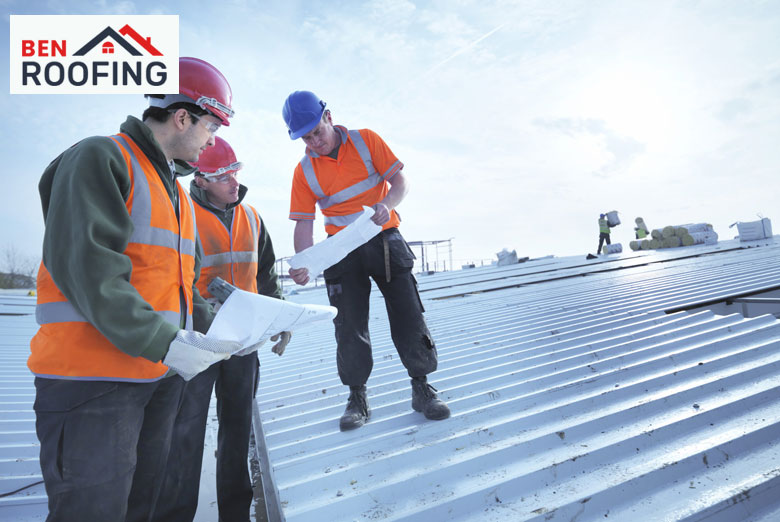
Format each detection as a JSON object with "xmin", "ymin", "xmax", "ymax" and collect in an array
[{"xmin": 119, "ymin": 24, "xmax": 163, "ymax": 56}]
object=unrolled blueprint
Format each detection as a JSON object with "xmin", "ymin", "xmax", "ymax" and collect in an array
[
  {"xmin": 288, "ymin": 206, "xmax": 382, "ymax": 277},
  {"xmin": 207, "ymin": 288, "xmax": 337, "ymax": 351}
]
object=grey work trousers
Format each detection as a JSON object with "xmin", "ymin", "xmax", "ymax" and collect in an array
[
  {"xmin": 324, "ymin": 227, "xmax": 437, "ymax": 386},
  {"xmin": 153, "ymin": 354, "xmax": 259, "ymax": 522},
  {"xmin": 33, "ymin": 375, "xmax": 184, "ymax": 522}
]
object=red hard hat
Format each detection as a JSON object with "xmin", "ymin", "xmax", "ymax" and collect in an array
[
  {"xmin": 191, "ymin": 137, "xmax": 242, "ymax": 177},
  {"xmin": 148, "ymin": 57, "xmax": 234, "ymax": 126}
]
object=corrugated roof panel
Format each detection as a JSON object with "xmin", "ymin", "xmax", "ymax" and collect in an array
[
  {"xmin": 3, "ymin": 239, "xmax": 780, "ymax": 521},
  {"xmin": 0, "ymin": 301, "xmax": 46, "ymax": 521},
  {"xmin": 257, "ymin": 239, "xmax": 780, "ymax": 521}
]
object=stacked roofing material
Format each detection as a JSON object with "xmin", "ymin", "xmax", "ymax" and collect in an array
[
  {"xmin": 630, "ymin": 223, "xmax": 718, "ymax": 251},
  {"xmin": 254, "ymin": 238, "xmax": 780, "ymax": 521}
]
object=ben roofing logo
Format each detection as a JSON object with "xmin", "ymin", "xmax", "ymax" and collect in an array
[{"xmin": 10, "ymin": 15, "xmax": 179, "ymax": 94}]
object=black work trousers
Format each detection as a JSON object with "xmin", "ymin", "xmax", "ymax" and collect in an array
[
  {"xmin": 597, "ymin": 232, "xmax": 611, "ymax": 254},
  {"xmin": 153, "ymin": 353, "xmax": 259, "ymax": 522},
  {"xmin": 33, "ymin": 375, "xmax": 184, "ymax": 522},
  {"xmin": 324, "ymin": 227, "xmax": 437, "ymax": 386}
]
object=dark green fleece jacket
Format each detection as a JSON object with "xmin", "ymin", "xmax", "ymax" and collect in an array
[
  {"xmin": 190, "ymin": 181, "xmax": 283, "ymax": 300},
  {"xmin": 38, "ymin": 116, "xmax": 214, "ymax": 364}
]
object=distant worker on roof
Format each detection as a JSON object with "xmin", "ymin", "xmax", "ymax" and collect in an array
[
  {"xmin": 282, "ymin": 90, "xmax": 450, "ymax": 431},
  {"xmin": 634, "ymin": 217, "xmax": 649, "ymax": 239},
  {"xmin": 597, "ymin": 212, "xmax": 617, "ymax": 254},
  {"xmin": 28, "ymin": 57, "xmax": 248, "ymax": 520},
  {"xmin": 155, "ymin": 137, "xmax": 287, "ymax": 522}
]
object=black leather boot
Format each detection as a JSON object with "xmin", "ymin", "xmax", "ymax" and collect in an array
[
  {"xmin": 411, "ymin": 376, "xmax": 450, "ymax": 420},
  {"xmin": 339, "ymin": 385, "xmax": 370, "ymax": 431}
]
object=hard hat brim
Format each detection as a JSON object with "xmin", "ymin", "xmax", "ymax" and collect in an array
[{"xmin": 288, "ymin": 115, "xmax": 321, "ymax": 140}]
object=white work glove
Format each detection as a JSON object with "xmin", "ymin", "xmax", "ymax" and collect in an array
[
  {"xmin": 271, "ymin": 331, "xmax": 292, "ymax": 356},
  {"xmin": 163, "ymin": 330, "xmax": 239, "ymax": 381}
]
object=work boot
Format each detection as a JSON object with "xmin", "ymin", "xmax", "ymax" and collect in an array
[
  {"xmin": 411, "ymin": 377, "xmax": 451, "ymax": 420},
  {"xmin": 339, "ymin": 385, "xmax": 370, "ymax": 431}
]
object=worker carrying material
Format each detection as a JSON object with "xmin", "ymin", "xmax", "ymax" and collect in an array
[
  {"xmin": 634, "ymin": 217, "xmax": 649, "ymax": 239},
  {"xmin": 154, "ymin": 137, "xmax": 288, "ymax": 522},
  {"xmin": 283, "ymin": 90, "xmax": 450, "ymax": 431},
  {"xmin": 597, "ymin": 212, "xmax": 618, "ymax": 255},
  {"xmin": 28, "ymin": 57, "xmax": 243, "ymax": 521}
]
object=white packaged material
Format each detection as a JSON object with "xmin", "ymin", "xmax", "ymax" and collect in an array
[
  {"xmin": 496, "ymin": 248, "xmax": 518, "ymax": 266},
  {"xmin": 606, "ymin": 210, "xmax": 621, "ymax": 226},
  {"xmin": 602, "ymin": 243, "xmax": 622, "ymax": 254},
  {"xmin": 736, "ymin": 218, "xmax": 773, "ymax": 241},
  {"xmin": 207, "ymin": 288, "xmax": 337, "ymax": 352},
  {"xmin": 675, "ymin": 223, "xmax": 712, "ymax": 236},
  {"xmin": 289, "ymin": 206, "xmax": 382, "ymax": 277},
  {"xmin": 684, "ymin": 230, "xmax": 719, "ymax": 246}
]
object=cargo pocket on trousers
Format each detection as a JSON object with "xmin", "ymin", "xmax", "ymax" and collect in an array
[
  {"xmin": 387, "ymin": 234, "xmax": 415, "ymax": 271},
  {"xmin": 325, "ymin": 277, "xmax": 344, "ymax": 331},
  {"xmin": 411, "ymin": 272, "xmax": 426, "ymax": 313},
  {"xmin": 33, "ymin": 380, "xmax": 120, "ymax": 485}
]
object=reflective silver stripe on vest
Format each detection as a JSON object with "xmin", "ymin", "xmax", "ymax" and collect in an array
[
  {"xmin": 36, "ymin": 300, "xmax": 181, "ymax": 327},
  {"xmin": 300, "ymin": 155, "xmax": 326, "ymax": 199},
  {"xmin": 324, "ymin": 211, "xmax": 364, "ymax": 227},
  {"xmin": 111, "ymin": 135, "xmax": 196, "ymax": 257},
  {"xmin": 300, "ymin": 130, "xmax": 382, "ymax": 211},
  {"xmin": 178, "ymin": 187, "xmax": 198, "ymax": 258},
  {"xmin": 202, "ymin": 251, "xmax": 258, "ymax": 267},
  {"xmin": 241, "ymin": 203, "xmax": 259, "ymax": 244},
  {"xmin": 36, "ymin": 301, "xmax": 87, "ymax": 324}
]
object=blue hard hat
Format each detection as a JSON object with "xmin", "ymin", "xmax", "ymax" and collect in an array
[
  {"xmin": 600, "ymin": 213, "xmax": 605, "ymax": 218},
  {"xmin": 282, "ymin": 90, "xmax": 326, "ymax": 140}
]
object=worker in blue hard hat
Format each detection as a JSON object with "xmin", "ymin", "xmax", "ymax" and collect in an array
[
  {"xmin": 283, "ymin": 90, "xmax": 328, "ymax": 140},
  {"xmin": 282, "ymin": 90, "xmax": 451, "ymax": 431},
  {"xmin": 597, "ymin": 213, "xmax": 616, "ymax": 254}
]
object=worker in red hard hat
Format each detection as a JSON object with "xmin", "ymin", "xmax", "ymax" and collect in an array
[
  {"xmin": 28, "ymin": 57, "xmax": 247, "ymax": 520},
  {"xmin": 155, "ymin": 137, "xmax": 287, "ymax": 521},
  {"xmin": 282, "ymin": 90, "xmax": 450, "ymax": 432}
]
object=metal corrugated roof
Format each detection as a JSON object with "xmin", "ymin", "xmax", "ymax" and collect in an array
[
  {"xmin": 255, "ymin": 238, "xmax": 780, "ymax": 521},
  {"xmin": 4, "ymin": 238, "xmax": 780, "ymax": 521},
  {"xmin": 0, "ymin": 296, "xmax": 45, "ymax": 521}
]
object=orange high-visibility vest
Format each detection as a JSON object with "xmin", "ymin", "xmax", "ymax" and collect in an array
[
  {"xmin": 294, "ymin": 127, "xmax": 402, "ymax": 235},
  {"xmin": 29, "ymin": 133, "xmax": 197, "ymax": 382},
  {"xmin": 194, "ymin": 201, "xmax": 260, "ymax": 299}
]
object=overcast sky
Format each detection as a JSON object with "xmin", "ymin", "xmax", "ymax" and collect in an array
[{"xmin": 2, "ymin": 0, "xmax": 779, "ymax": 273}]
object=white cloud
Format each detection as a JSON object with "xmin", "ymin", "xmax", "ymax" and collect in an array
[{"xmin": 2, "ymin": 0, "xmax": 779, "ymax": 265}]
